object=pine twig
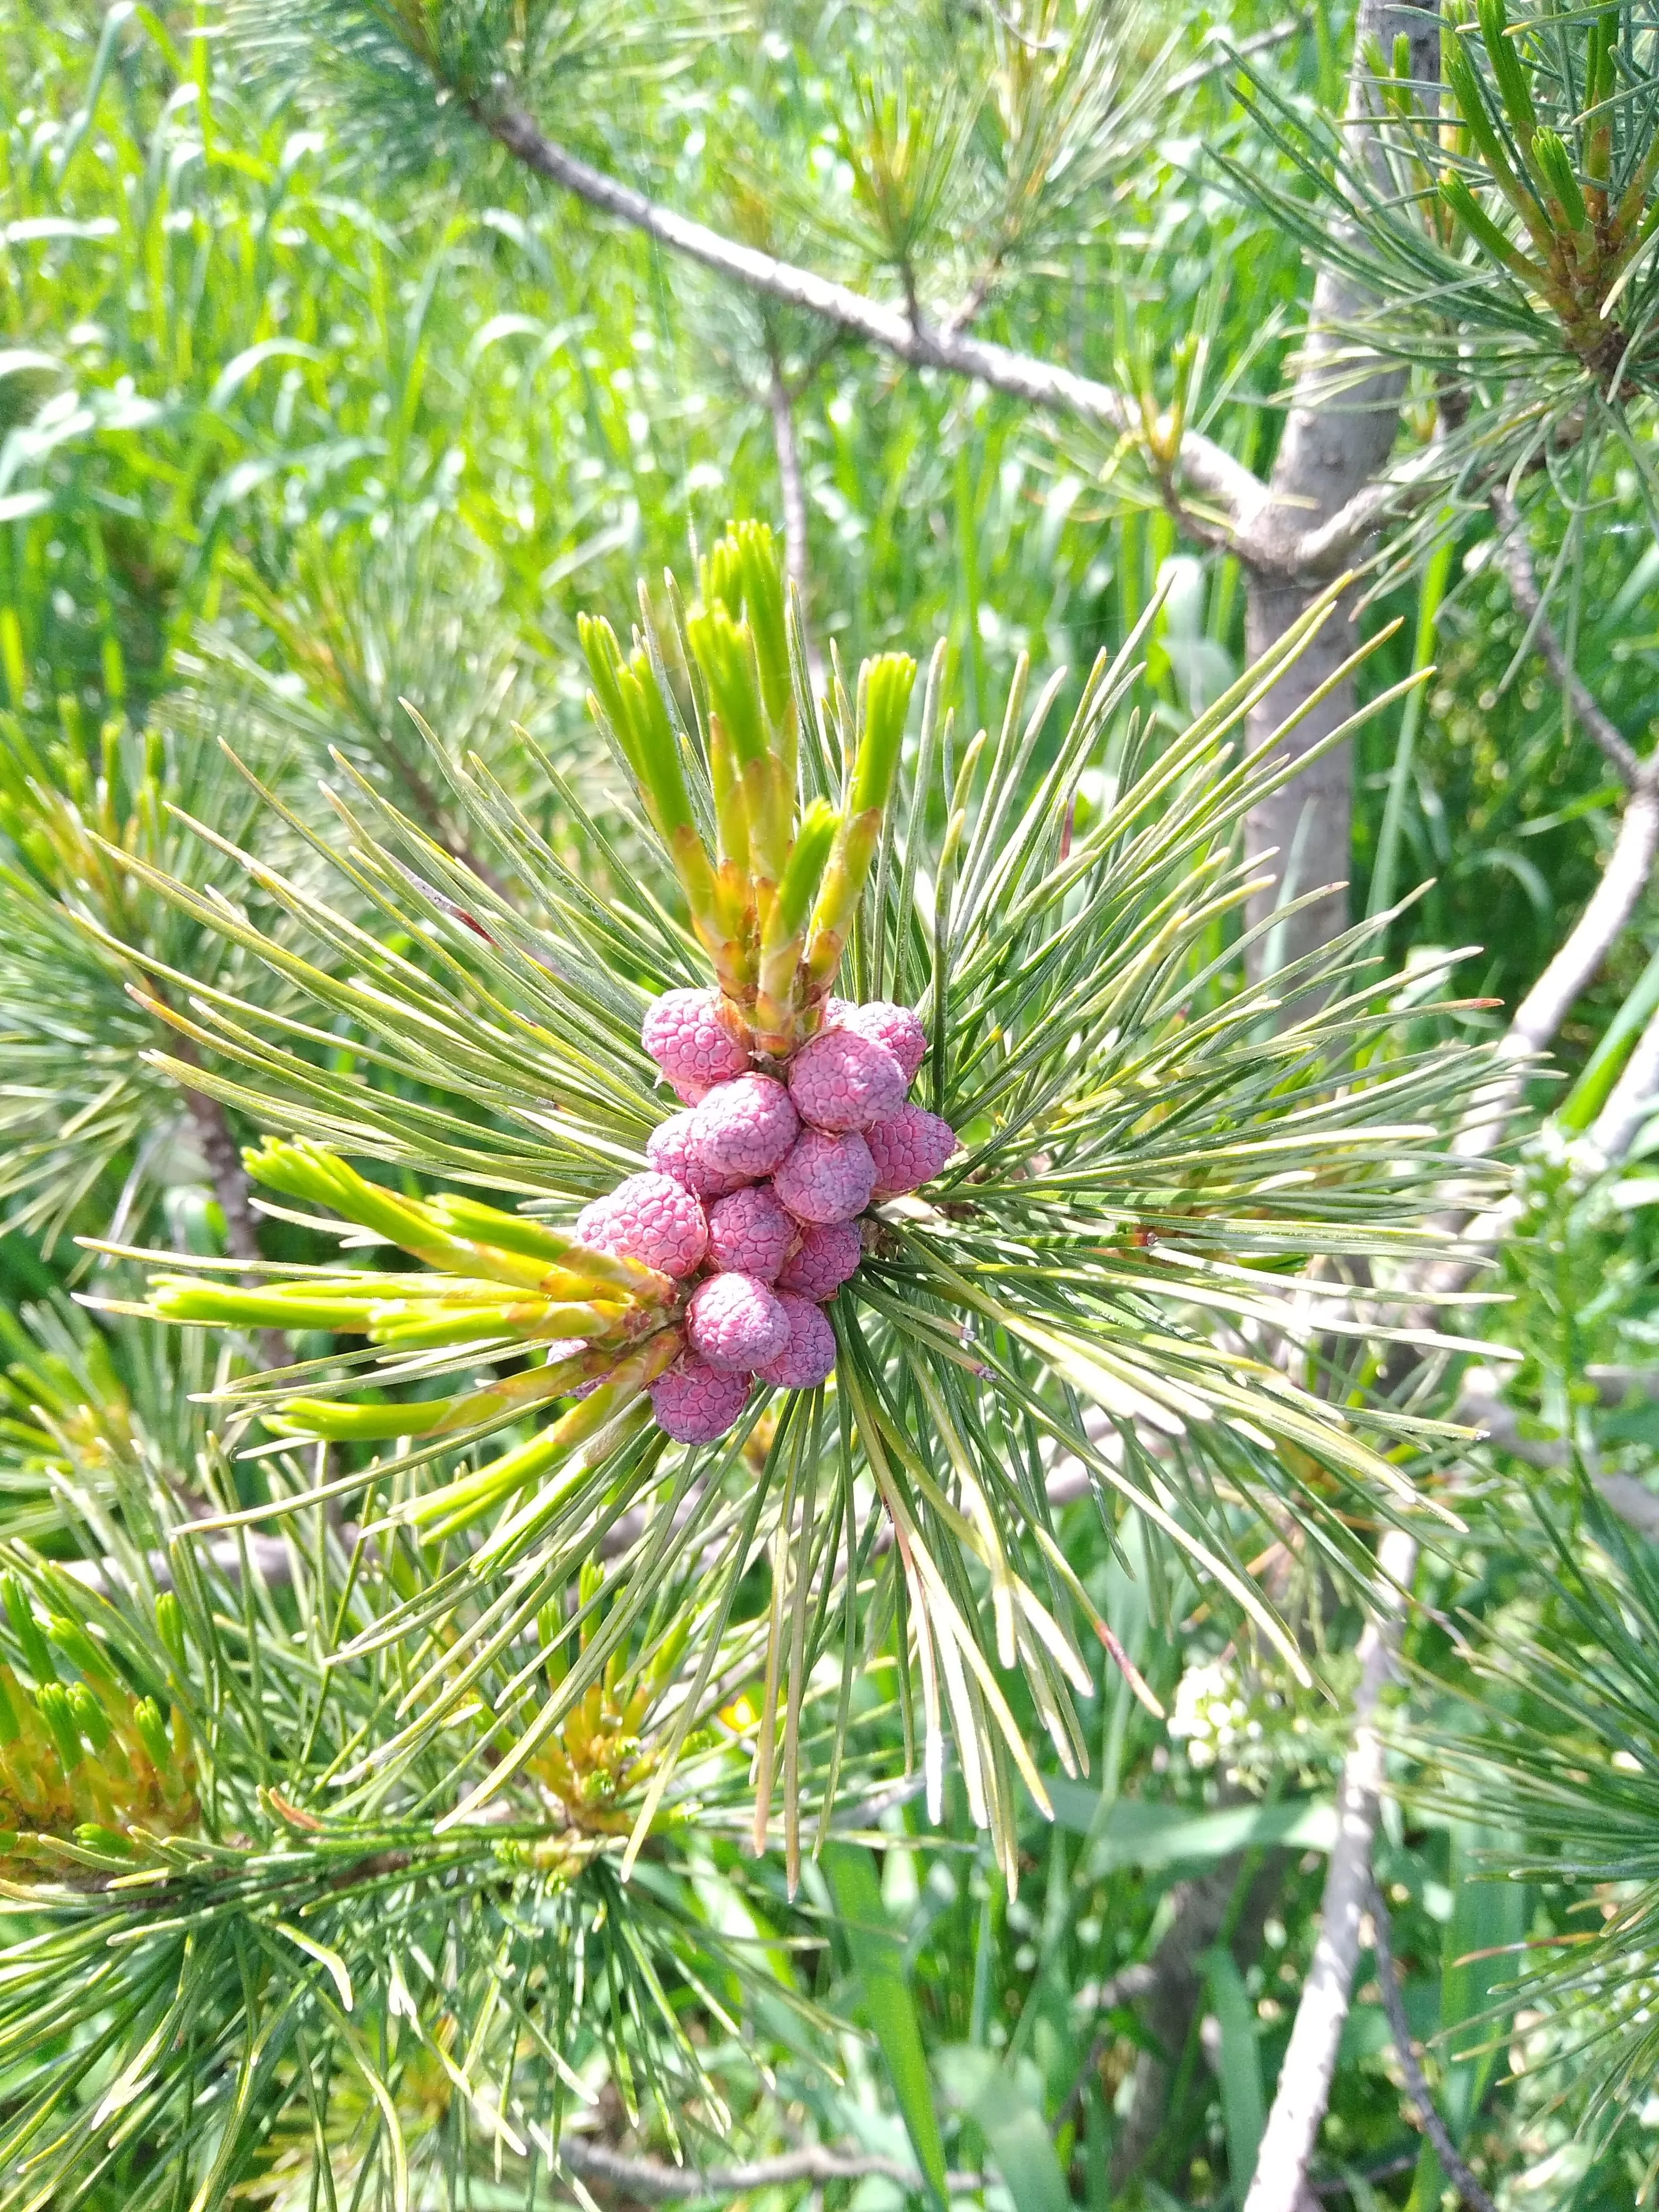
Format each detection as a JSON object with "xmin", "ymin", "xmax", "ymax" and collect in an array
[
  {"xmin": 1242, "ymin": 1526, "xmax": 1417, "ymax": 2212},
  {"xmin": 177, "ymin": 1067, "xmax": 262, "ymax": 1266},
  {"xmin": 1366, "ymin": 1878, "xmax": 1500, "ymax": 2212},
  {"xmin": 1592, "ymin": 995, "xmax": 1659, "ymax": 1162},
  {"xmin": 1415, "ymin": 584, "xmax": 1659, "ymax": 1287},
  {"xmin": 474, "ymin": 98, "xmax": 1274, "ymax": 551},
  {"xmin": 1489, "ymin": 489, "xmax": 1644, "ymax": 786},
  {"xmin": 558, "ymin": 2139, "xmax": 983, "ymax": 2199}
]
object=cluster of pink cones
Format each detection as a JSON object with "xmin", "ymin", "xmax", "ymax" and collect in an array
[{"xmin": 574, "ymin": 988, "xmax": 957, "ymax": 1444}]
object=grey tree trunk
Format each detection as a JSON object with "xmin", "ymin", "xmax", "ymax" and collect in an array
[{"xmin": 1243, "ymin": 4, "xmax": 1441, "ymax": 981}]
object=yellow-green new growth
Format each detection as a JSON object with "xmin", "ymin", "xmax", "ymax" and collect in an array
[
  {"xmin": 149, "ymin": 1141, "xmax": 675, "ymax": 1353},
  {"xmin": 139, "ymin": 1142, "xmax": 689, "ymax": 1538},
  {"xmin": 0, "ymin": 1573, "xmax": 197, "ymax": 1867},
  {"xmin": 582, "ymin": 523, "xmax": 914, "ymax": 1055}
]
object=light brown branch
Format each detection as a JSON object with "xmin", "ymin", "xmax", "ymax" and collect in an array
[{"xmin": 170, "ymin": 1032, "xmax": 290, "ymax": 1367}]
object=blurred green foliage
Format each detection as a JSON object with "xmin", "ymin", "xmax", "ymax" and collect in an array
[{"xmin": 5, "ymin": 1, "xmax": 1659, "ymax": 2206}]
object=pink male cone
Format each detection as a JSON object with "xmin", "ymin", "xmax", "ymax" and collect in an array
[
  {"xmin": 756, "ymin": 1294, "xmax": 837, "ymax": 1390},
  {"xmin": 841, "ymin": 1000, "xmax": 927, "ymax": 1086},
  {"xmin": 773, "ymin": 1128, "xmax": 876, "ymax": 1224},
  {"xmin": 706, "ymin": 1184, "xmax": 796, "ymax": 1282},
  {"xmin": 787, "ymin": 1027, "xmax": 907, "ymax": 1133},
  {"xmin": 776, "ymin": 1219, "xmax": 863, "ymax": 1300},
  {"xmin": 690, "ymin": 1073, "xmax": 799, "ymax": 1181},
  {"xmin": 650, "ymin": 1355, "xmax": 751, "ymax": 1444},
  {"xmin": 575, "ymin": 1172, "xmax": 708, "ymax": 1278},
  {"xmin": 641, "ymin": 987, "xmax": 750, "ymax": 1092},
  {"xmin": 647, "ymin": 1109, "xmax": 747, "ymax": 1199},
  {"xmin": 688, "ymin": 1271, "xmax": 791, "ymax": 1372},
  {"xmin": 865, "ymin": 1104, "xmax": 957, "ymax": 1198}
]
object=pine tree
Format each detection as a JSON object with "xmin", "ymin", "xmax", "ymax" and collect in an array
[
  {"xmin": 0, "ymin": 513, "xmax": 1499, "ymax": 2202},
  {"xmin": 7, "ymin": 2, "xmax": 1659, "ymax": 2203}
]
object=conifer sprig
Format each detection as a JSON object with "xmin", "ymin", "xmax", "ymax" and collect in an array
[
  {"xmin": 0, "ymin": 1436, "xmax": 835, "ymax": 2208},
  {"xmin": 104, "ymin": 524, "xmax": 1505, "ymax": 1881},
  {"xmin": 1221, "ymin": 0, "xmax": 1659, "ymax": 546}
]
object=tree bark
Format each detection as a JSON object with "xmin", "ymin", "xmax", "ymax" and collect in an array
[{"xmin": 1243, "ymin": 4, "xmax": 1441, "ymax": 982}]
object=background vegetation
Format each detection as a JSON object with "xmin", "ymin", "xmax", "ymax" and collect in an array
[{"xmin": 5, "ymin": 1, "xmax": 1659, "ymax": 2205}]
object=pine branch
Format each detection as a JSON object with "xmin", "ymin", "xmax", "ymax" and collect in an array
[
  {"xmin": 1279, "ymin": 435, "xmax": 1454, "ymax": 578},
  {"xmin": 474, "ymin": 95, "xmax": 1273, "ymax": 546},
  {"xmin": 559, "ymin": 2138, "xmax": 984, "ymax": 2198},
  {"xmin": 1424, "ymin": 604, "xmax": 1659, "ymax": 1220},
  {"xmin": 1367, "ymin": 1878, "xmax": 1500, "ymax": 2212},
  {"xmin": 1489, "ymin": 489, "xmax": 1644, "ymax": 786},
  {"xmin": 175, "ymin": 1063, "xmax": 262, "ymax": 1267},
  {"xmin": 169, "ymin": 1033, "xmax": 290, "ymax": 1368},
  {"xmin": 1239, "ymin": 0, "xmax": 1444, "ymax": 982},
  {"xmin": 1592, "ymin": 998, "xmax": 1659, "ymax": 1161},
  {"xmin": 1243, "ymin": 1523, "xmax": 1418, "ymax": 2212}
]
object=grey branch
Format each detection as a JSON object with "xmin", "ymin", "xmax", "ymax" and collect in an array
[
  {"xmin": 558, "ymin": 2138, "xmax": 983, "ymax": 2200},
  {"xmin": 1238, "ymin": 0, "xmax": 1442, "ymax": 981},
  {"xmin": 1489, "ymin": 489, "xmax": 1645, "ymax": 787},
  {"xmin": 63, "ymin": 1527, "xmax": 357, "ymax": 1599},
  {"xmin": 1367, "ymin": 1879, "xmax": 1500, "ymax": 2212},
  {"xmin": 1455, "ymin": 1371, "xmax": 1659, "ymax": 1538},
  {"xmin": 477, "ymin": 95, "xmax": 1272, "ymax": 548},
  {"xmin": 1430, "ymin": 773, "xmax": 1659, "ymax": 1203},
  {"xmin": 1591, "ymin": 996, "xmax": 1659, "ymax": 1163},
  {"xmin": 1243, "ymin": 1524, "xmax": 1418, "ymax": 2212},
  {"xmin": 1281, "ymin": 436, "xmax": 1452, "ymax": 579}
]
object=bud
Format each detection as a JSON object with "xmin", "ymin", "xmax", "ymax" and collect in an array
[
  {"xmin": 1478, "ymin": 0, "xmax": 1536, "ymax": 135},
  {"xmin": 155, "ymin": 1592, "xmax": 187, "ymax": 1672},
  {"xmin": 131, "ymin": 1696, "xmax": 173, "ymax": 1772},
  {"xmin": 1532, "ymin": 128, "xmax": 1588, "ymax": 231},
  {"xmin": 35, "ymin": 1684, "xmax": 83, "ymax": 1773},
  {"xmin": 2, "ymin": 1576, "xmax": 54, "ymax": 1686}
]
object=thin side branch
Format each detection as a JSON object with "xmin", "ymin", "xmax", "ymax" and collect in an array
[
  {"xmin": 171, "ymin": 1032, "xmax": 290, "ymax": 1367},
  {"xmin": 177, "ymin": 1069, "xmax": 262, "ymax": 1264},
  {"xmin": 766, "ymin": 345, "xmax": 813, "ymax": 611},
  {"xmin": 1278, "ymin": 436, "xmax": 1451, "ymax": 577},
  {"xmin": 1591, "ymin": 995, "xmax": 1659, "ymax": 1162},
  {"xmin": 477, "ymin": 96, "xmax": 1272, "ymax": 546},
  {"xmin": 1489, "ymin": 489, "xmax": 1644, "ymax": 787},
  {"xmin": 1367, "ymin": 1879, "xmax": 1500, "ymax": 2212},
  {"xmin": 1455, "ymin": 1377, "xmax": 1659, "ymax": 1539},
  {"xmin": 1242, "ymin": 1524, "xmax": 1417, "ymax": 2212},
  {"xmin": 1439, "ymin": 774, "xmax": 1659, "ymax": 1187}
]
